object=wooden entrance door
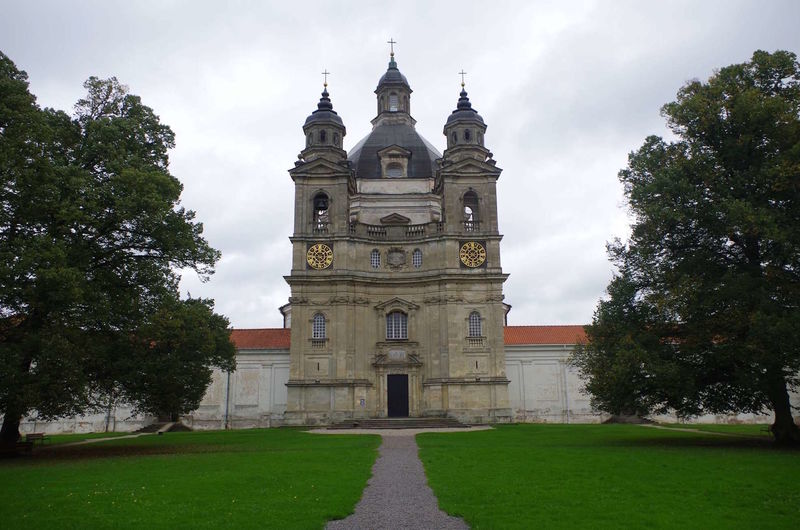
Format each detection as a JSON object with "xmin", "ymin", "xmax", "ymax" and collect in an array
[{"xmin": 387, "ymin": 374, "xmax": 409, "ymax": 417}]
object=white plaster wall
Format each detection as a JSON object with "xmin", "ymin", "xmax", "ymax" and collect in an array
[
  {"xmin": 504, "ymin": 344, "xmax": 800, "ymax": 425},
  {"xmin": 505, "ymin": 345, "xmax": 601, "ymax": 423},
  {"xmin": 184, "ymin": 350, "xmax": 290, "ymax": 430},
  {"xmin": 20, "ymin": 406, "xmax": 154, "ymax": 435}
]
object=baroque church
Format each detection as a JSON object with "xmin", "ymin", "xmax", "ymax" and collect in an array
[
  {"xmin": 193, "ymin": 49, "xmax": 595, "ymax": 428},
  {"xmin": 21, "ymin": 50, "xmax": 789, "ymax": 434}
]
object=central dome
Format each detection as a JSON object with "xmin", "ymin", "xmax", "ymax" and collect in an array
[{"xmin": 348, "ymin": 123, "xmax": 441, "ymax": 179}]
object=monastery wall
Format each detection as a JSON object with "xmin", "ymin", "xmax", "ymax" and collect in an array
[{"xmin": 19, "ymin": 343, "xmax": 795, "ymax": 434}]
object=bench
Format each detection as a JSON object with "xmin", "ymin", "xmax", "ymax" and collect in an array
[{"xmin": 25, "ymin": 432, "xmax": 49, "ymax": 445}]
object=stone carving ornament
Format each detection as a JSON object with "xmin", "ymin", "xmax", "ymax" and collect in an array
[{"xmin": 387, "ymin": 248, "xmax": 406, "ymax": 270}]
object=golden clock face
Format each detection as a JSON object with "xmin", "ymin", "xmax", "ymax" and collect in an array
[
  {"xmin": 306, "ymin": 243, "xmax": 333, "ymax": 270},
  {"xmin": 459, "ymin": 241, "xmax": 486, "ymax": 268}
]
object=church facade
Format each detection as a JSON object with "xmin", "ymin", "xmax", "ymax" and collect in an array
[{"xmin": 283, "ymin": 51, "xmax": 511, "ymax": 425}]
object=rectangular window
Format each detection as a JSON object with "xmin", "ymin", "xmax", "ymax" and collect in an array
[{"xmin": 386, "ymin": 312, "xmax": 408, "ymax": 340}]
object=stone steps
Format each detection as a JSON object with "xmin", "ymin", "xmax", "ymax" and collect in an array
[{"xmin": 327, "ymin": 417, "xmax": 468, "ymax": 430}]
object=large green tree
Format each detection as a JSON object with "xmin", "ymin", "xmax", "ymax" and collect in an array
[
  {"xmin": 572, "ymin": 50, "xmax": 800, "ymax": 445},
  {"xmin": 0, "ymin": 52, "xmax": 232, "ymax": 444}
]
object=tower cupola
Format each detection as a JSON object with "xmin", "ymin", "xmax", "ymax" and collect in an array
[
  {"xmin": 374, "ymin": 40, "xmax": 412, "ymax": 120},
  {"xmin": 442, "ymin": 76, "xmax": 491, "ymax": 162},
  {"xmin": 300, "ymin": 77, "xmax": 346, "ymax": 163}
]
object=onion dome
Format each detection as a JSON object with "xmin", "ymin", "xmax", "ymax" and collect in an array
[
  {"xmin": 304, "ymin": 86, "xmax": 344, "ymax": 127},
  {"xmin": 445, "ymin": 87, "xmax": 484, "ymax": 127}
]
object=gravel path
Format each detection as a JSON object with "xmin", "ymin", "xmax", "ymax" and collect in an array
[{"xmin": 326, "ymin": 434, "xmax": 469, "ymax": 530}]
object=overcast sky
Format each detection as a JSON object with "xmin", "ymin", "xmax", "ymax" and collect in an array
[{"xmin": 3, "ymin": 1, "xmax": 799, "ymax": 329}]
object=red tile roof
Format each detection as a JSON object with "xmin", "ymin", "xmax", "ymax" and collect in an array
[
  {"xmin": 504, "ymin": 325, "xmax": 587, "ymax": 345},
  {"xmin": 229, "ymin": 325, "xmax": 587, "ymax": 350},
  {"xmin": 230, "ymin": 328, "xmax": 291, "ymax": 349}
]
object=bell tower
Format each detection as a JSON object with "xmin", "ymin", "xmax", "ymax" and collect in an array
[{"xmin": 284, "ymin": 52, "xmax": 511, "ymax": 426}]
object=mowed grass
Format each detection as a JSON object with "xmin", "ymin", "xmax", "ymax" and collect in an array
[
  {"xmin": 418, "ymin": 424, "xmax": 799, "ymax": 529},
  {"xmin": 1, "ymin": 429, "xmax": 380, "ymax": 529}
]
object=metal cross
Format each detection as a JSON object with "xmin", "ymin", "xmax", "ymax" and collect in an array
[
  {"xmin": 387, "ymin": 38, "xmax": 396, "ymax": 55},
  {"xmin": 459, "ymin": 69, "xmax": 467, "ymax": 87},
  {"xmin": 321, "ymin": 69, "xmax": 330, "ymax": 87}
]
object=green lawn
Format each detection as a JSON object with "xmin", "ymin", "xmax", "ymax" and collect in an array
[
  {"xmin": 418, "ymin": 424, "xmax": 799, "ymax": 529},
  {"xmin": 1, "ymin": 429, "xmax": 380, "ymax": 529}
]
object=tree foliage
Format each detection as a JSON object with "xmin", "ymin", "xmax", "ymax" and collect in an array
[
  {"xmin": 572, "ymin": 50, "xmax": 800, "ymax": 444},
  {"xmin": 0, "ymin": 52, "xmax": 233, "ymax": 443}
]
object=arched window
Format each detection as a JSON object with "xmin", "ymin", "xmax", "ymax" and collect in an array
[
  {"xmin": 451, "ymin": 132, "xmax": 457, "ymax": 146},
  {"xmin": 386, "ymin": 311, "xmax": 408, "ymax": 340},
  {"xmin": 464, "ymin": 129, "xmax": 472, "ymax": 142},
  {"xmin": 313, "ymin": 193, "xmax": 329, "ymax": 230},
  {"xmin": 468, "ymin": 311, "xmax": 482, "ymax": 337},
  {"xmin": 403, "ymin": 95, "xmax": 408, "ymax": 111},
  {"xmin": 370, "ymin": 249, "xmax": 381, "ymax": 269},
  {"xmin": 389, "ymin": 93, "xmax": 399, "ymax": 111},
  {"xmin": 477, "ymin": 131, "xmax": 483, "ymax": 146},
  {"xmin": 333, "ymin": 132, "xmax": 339, "ymax": 146},
  {"xmin": 412, "ymin": 248, "xmax": 422, "ymax": 268},
  {"xmin": 319, "ymin": 129, "xmax": 327, "ymax": 143},
  {"xmin": 463, "ymin": 191, "xmax": 479, "ymax": 230},
  {"xmin": 385, "ymin": 163, "xmax": 403, "ymax": 178},
  {"xmin": 312, "ymin": 313, "xmax": 326, "ymax": 339},
  {"xmin": 307, "ymin": 133, "xmax": 312, "ymax": 147}
]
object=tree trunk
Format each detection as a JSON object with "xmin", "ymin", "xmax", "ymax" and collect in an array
[
  {"xmin": 0, "ymin": 412, "xmax": 22, "ymax": 445},
  {"xmin": 768, "ymin": 377, "xmax": 800, "ymax": 446}
]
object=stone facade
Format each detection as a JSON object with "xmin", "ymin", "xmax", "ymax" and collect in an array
[{"xmin": 282, "ymin": 54, "xmax": 512, "ymax": 425}]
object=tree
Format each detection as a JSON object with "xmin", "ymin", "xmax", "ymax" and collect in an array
[
  {"xmin": 122, "ymin": 297, "xmax": 236, "ymax": 421},
  {"xmin": 0, "ymin": 52, "xmax": 231, "ymax": 444},
  {"xmin": 572, "ymin": 50, "xmax": 800, "ymax": 445}
]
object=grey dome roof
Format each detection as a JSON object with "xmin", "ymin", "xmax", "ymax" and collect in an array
[
  {"xmin": 376, "ymin": 57, "xmax": 411, "ymax": 91},
  {"xmin": 445, "ymin": 88, "xmax": 484, "ymax": 127},
  {"xmin": 348, "ymin": 123, "xmax": 441, "ymax": 179},
  {"xmin": 304, "ymin": 87, "xmax": 344, "ymax": 127}
]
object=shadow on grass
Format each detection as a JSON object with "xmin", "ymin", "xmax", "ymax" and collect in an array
[
  {"xmin": 606, "ymin": 432, "xmax": 800, "ymax": 452},
  {"xmin": 10, "ymin": 442, "xmax": 238, "ymax": 462}
]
